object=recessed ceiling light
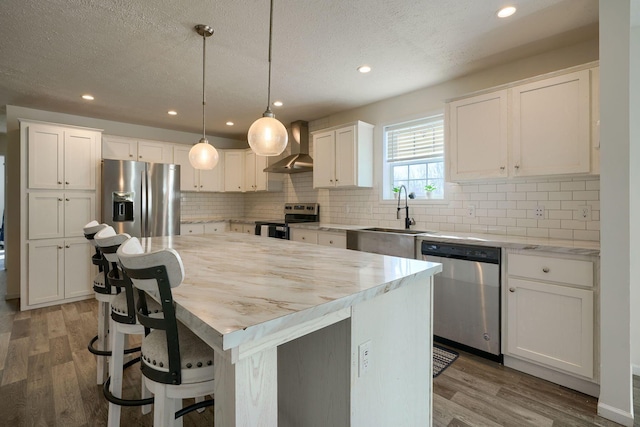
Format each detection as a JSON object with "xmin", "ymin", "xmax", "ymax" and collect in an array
[
  {"xmin": 272, "ymin": 101, "xmax": 283, "ymax": 107},
  {"xmin": 168, "ymin": 110, "xmax": 178, "ymax": 116},
  {"xmin": 82, "ymin": 94, "xmax": 94, "ymax": 100},
  {"xmin": 226, "ymin": 121, "xmax": 234, "ymax": 126},
  {"xmin": 357, "ymin": 65, "xmax": 371, "ymax": 74},
  {"xmin": 497, "ymin": 6, "xmax": 516, "ymax": 18}
]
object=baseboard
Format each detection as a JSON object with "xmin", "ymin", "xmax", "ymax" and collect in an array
[
  {"xmin": 503, "ymin": 355, "xmax": 599, "ymax": 397},
  {"xmin": 4, "ymin": 293, "xmax": 19, "ymax": 300},
  {"xmin": 597, "ymin": 402, "xmax": 634, "ymax": 427}
]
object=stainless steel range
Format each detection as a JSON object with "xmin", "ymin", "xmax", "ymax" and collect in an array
[{"xmin": 255, "ymin": 203, "xmax": 319, "ymax": 240}]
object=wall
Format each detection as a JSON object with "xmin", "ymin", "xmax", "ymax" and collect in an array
[
  {"xmin": 631, "ymin": 2, "xmax": 640, "ymax": 382},
  {"xmin": 181, "ymin": 192, "xmax": 245, "ymax": 220}
]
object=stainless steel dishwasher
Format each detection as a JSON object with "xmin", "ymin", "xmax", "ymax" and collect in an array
[{"xmin": 420, "ymin": 240, "xmax": 501, "ymax": 360}]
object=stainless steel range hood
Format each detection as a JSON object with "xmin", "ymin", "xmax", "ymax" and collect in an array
[{"xmin": 263, "ymin": 120, "xmax": 313, "ymax": 174}]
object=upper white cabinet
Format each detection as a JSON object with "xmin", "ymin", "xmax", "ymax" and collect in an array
[
  {"xmin": 448, "ymin": 91, "xmax": 508, "ymax": 180},
  {"xmin": 103, "ymin": 135, "xmax": 173, "ymax": 163},
  {"xmin": 447, "ymin": 67, "xmax": 596, "ymax": 181},
  {"xmin": 224, "ymin": 151, "xmax": 245, "ymax": 192},
  {"xmin": 511, "ymin": 70, "xmax": 590, "ymax": 176},
  {"xmin": 173, "ymin": 145, "xmax": 224, "ymax": 192},
  {"xmin": 244, "ymin": 149, "xmax": 283, "ymax": 192},
  {"xmin": 28, "ymin": 123, "xmax": 98, "ymax": 190},
  {"xmin": 312, "ymin": 121, "xmax": 374, "ymax": 189}
]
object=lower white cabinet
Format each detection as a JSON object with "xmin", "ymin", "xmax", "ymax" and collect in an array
[
  {"xmin": 181, "ymin": 222, "xmax": 228, "ymax": 235},
  {"xmin": 180, "ymin": 223, "xmax": 205, "ymax": 235},
  {"xmin": 28, "ymin": 238, "xmax": 94, "ymax": 306},
  {"xmin": 505, "ymin": 251, "xmax": 595, "ymax": 380},
  {"xmin": 317, "ymin": 231, "xmax": 347, "ymax": 249},
  {"xmin": 230, "ymin": 223, "xmax": 255, "ymax": 234},
  {"xmin": 204, "ymin": 222, "xmax": 228, "ymax": 233},
  {"xmin": 290, "ymin": 229, "xmax": 318, "ymax": 244}
]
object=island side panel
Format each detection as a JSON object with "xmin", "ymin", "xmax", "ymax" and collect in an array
[
  {"xmin": 277, "ymin": 318, "xmax": 351, "ymax": 427},
  {"xmin": 214, "ymin": 347, "xmax": 278, "ymax": 427},
  {"xmin": 350, "ymin": 274, "xmax": 433, "ymax": 426}
]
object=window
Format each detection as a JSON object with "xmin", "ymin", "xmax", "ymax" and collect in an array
[{"xmin": 384, "ymin": 115, "xmax": 445, "ymax": 199}]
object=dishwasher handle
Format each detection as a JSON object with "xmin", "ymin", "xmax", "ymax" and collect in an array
[{"xmin": 421, "ymin": 241, "xmax": 501, "ymax": 264}]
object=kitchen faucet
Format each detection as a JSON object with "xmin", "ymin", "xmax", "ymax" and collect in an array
[{"xmin": 396, "ymin": 185, "xmax": 416, "ymax": 229}]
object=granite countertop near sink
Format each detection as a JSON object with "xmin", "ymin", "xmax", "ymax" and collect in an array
[{"xmin": 287, "ymin": 222, "xmax": 368, "ymax": 232}]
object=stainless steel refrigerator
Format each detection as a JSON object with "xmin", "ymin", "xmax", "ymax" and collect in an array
[{"xmin": 102, "ymin": 159, "xmax": 180, "ymax": 238}]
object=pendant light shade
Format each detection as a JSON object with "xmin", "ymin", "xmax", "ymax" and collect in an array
[
  {"xmin": 248, "ymin": 0, "xmax": 288, "ymax": 156},
  {"xmin": 189, "ymin": 24, "xmax": 219, "ymax": 170}
]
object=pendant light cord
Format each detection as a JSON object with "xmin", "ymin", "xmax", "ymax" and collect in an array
[
  {"xmin": 266, "ymin": 0, "xmax": 274, "ymax": 111},
  {"xmin": 202, "ymin": 31, "xmax": 207, "ymax": 140}
]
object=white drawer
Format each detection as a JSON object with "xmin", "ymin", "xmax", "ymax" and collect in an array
[
  {"xmin": 180, "ymin": 223, "xmax": 204, "ymax": 235},
  {"xmin": 318, "ymin": 232, "xmax": 346, "ymax": 248},
  {"xmin": 230, "ymin": 224, "xmax": 244, "ymax": 233},
  {"xmin": 508, "ymin": 253, "xmax": 593, "ymax": 288},
  {"xmin": 204, "ymin": 222, "xmax": 227, "ymax": 233},
  {"xmin": 291, "ymin": 229, "xmax": 318, "ymax": 244}
]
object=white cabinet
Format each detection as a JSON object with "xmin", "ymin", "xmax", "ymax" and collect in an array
[
  {"xmin": 244, "ymin": 150, "xmax": 284, "ymax": 192},
  {"xmin": 173, "ymin": 146, "xmax": 224, "ymax": 192},
  {"xmin": 28, "ymin": 123, "xmax": 98, "ymax": 190},
  {"xmin": 448, "ymin": 91, "xmax": 508, "ymax": 180},
  {"xmin": 447, "ymin": 67, "xmax": 595, "ymax": 181},
  {"xmin": 180, "ymin": 223, "xmax": 205, "ymax": 235},
  {"xmin": 317, "ymin": 231, "xmax": 346, "ymax": 249},
  {"xmin": 224, "ymin": 151, "xmax": 245, "ymax": 192},
  {"xmin": 230, "ymin": 223, "xmax": 255, "ymax": 234},
  {"xmin": 511, "ymin": 70, "xmax": 590, "ymax": 177},
  {"xmin": 28, "ymin": 192, "xmax": 95, "ymax": 240},
  {"xmin": 290, "ymin": 229, "xmax": 318, "ymax": 244},
  {"xmin": 312, "ymin": 121, "xmax": 374, "ymax": 189},
  {"xmin": 505, "ymin": 252, "xmax": 595, "ymax": 379},
  {"xmin": 204, "ymin": 222, "xmax": 227, "ymax": 233},
  {"xmin": 103, "ymin": 135, "xmax": 173, "ymax": 163},
  {"xmin": 27, "ymin": 238, "xmax": 94, "ymax": 306}
]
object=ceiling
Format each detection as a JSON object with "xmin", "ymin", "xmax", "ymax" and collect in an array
[{"xmin": 0, "ymin": 0, "xmax": 598, "ymax": 140}]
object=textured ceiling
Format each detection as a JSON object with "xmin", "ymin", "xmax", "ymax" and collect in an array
[{"xmin": 0, "ymin": 0, "xmax": 598, "ymax": 139}]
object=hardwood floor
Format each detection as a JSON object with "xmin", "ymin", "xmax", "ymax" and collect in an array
[{"xmin": 0, "ymin": 265, "xmax": 631, "ymax": 426}]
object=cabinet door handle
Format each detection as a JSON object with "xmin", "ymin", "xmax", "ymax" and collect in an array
[
  {"xmin": 302, "ymin": 237, "xmax": 305, "ymax": 240},
  {"xmin": 329, "ymin": 240, "xmax": 333, "ymax": 244},
  {"xmin": 65, "ymin": 198, "xmax": 70, "ymax": 201},
  {"xmin": 509, "ymin": 287, "xmax": 515, "ymax": 292},
  {"xmin": 139, "ymin": 155, "xmax": 142, "ymax": 158},
  {"xmin": 129, "ymin": 154, "xmax": 133, "ymax": 157},
  {"xmin": 542, "ymin": 267, "xmax": 550, "ymax": 273},
  {"xmin": 200, "ymin": 185, "xmax": 203, "ymax": 188},
  {"xmin": 65, "ymin": 181, "xmax": 69, "ymax": 185},
  {"xmin": 514, "ymin": 165, "xmax": 520, "ymax": 170},
  {"xmin": 58, "ymin": 198, "xmax": 63, "ymax": 202},
  {"xmin": 500, "ymin": 166, "xmax": 505, "ymax": 171},
  {"xmin": 330, "ymin": 179, "xmax": 333, "ymax": 182},
  {"xmin": 194, "ymin": 185, "xmax": 197, "ymax": 188},
  {"xmin": 58, "ymin": 181, "xmax": 62, "ymax": 185},
  {"xmin": 58, "ymin": 246, "xmax": 63, "ymax": 249},
  {"xmin": 65, "ymin": 245, "xmax": 70, "ymax": 248}
]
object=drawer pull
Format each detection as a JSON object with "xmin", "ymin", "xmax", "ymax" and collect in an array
[
  {"xmin": 509, "ymin": 287, "xmax": 515, "ymax": 292},
  {"xmin": 542, "ymin": 267, "xmax": 550, "ymax": 273},
  {"xmin": 302, "ymin": 237, "xmax": 305, "ymax": 240},
  {"xmin": 329, "ymin": 240, "xmax": 333, "ymax": 244}
]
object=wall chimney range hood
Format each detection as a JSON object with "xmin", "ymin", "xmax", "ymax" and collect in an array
[{"xmin": 263, "ymin": 120, "xmax": 313, "ymax": 174}]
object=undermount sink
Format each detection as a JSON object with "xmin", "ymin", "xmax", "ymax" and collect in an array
[{"xmin": 346, "ymin": 228, "xmax": 436, "ymax": 259}]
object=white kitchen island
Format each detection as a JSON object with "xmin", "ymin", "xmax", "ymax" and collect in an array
[{"xmin": 140, "ymin": 233, "xmax": 441, "ymax": 427}]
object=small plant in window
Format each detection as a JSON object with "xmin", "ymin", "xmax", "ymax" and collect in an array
[
  {"xmin": 425, "ymin": 184, "xmax": 437, "ymax": 199},
  {"xmin": 392, "ymin": 186, "xmax": 400, "ymax": 199}
]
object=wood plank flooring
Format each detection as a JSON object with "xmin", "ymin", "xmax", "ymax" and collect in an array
[{"xmin": 0, "ymin": 266, "xmax": 633, "ymax": 426}]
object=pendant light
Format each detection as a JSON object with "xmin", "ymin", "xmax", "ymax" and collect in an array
[
  {"xmin": 189, "ymin": 24, "xmax": 219, "ymax": 170},
  {"xmin": 247, "ymin": 0, "xmax": 288, "ymax": 156}
]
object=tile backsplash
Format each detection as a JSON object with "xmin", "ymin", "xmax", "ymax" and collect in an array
[{"xmin": 183, "ymin": 173, "xmax": 600, "ymax": 241}]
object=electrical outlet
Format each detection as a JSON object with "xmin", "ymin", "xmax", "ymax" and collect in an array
[
  {"xmin": 358, "ymin": 340, "xmax": 372, "ymax": 377},
  {"xmin": 467, "ymin": 205, "xmax": 476, "ymax": 218},
  {"xmin": 534, "ymin": 205, "xmax": 545, "ymax": 219},
  {"xmin": 578, "ymin": 205, "xmax": 591, "ymax": 221}
]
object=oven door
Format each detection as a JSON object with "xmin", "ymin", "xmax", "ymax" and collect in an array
[{"xmin": 255, "ymin": 223, "xmax": 289, "ymax": 239}]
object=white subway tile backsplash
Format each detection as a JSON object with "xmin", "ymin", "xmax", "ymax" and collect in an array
[{"xmin": 186, "ymin": 174, "xmax": 600, "ymax": 243}]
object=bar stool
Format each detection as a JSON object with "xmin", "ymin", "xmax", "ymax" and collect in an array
[
  {"xmin": 117, "ymin": 237, "xmax": 214, "ymax": 427},
  {"xmin": 95, "ymin": 226, "xmax": 157, "ymax": 427},
  {"xmin": 83, "ymin": 220, "xmax": 117, "ymax": 385}
]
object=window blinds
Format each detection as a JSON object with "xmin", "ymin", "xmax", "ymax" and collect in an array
[{"xmin": 386, "ymin": 115, "xmax": 444, "ymax": 162}]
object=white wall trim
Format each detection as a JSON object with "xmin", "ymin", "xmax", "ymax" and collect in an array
[{"xmin": 597, "ymin": 402, "xmax": 634, "ymax": 427}]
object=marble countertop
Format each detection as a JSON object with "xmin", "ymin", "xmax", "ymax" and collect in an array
[{"xmin": 140, "ymin": 233, "xmax": 441, "ymax": 351}]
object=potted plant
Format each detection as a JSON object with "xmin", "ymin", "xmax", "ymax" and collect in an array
[
  {"xmin": 392, "ymin": 186, "xmax": 400, "ymax": 199},
  {"xmin": 424, "ymin": 184, "xmax": 437, "ymax": 199}
]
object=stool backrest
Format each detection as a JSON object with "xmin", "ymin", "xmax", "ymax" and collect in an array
[
  {"xmin": 117, "ymin": 237, "xmax": 186, "ymax": 384},
  {"xmin": 83, "ymin": 221, "xmax": 108, "ymax": 273}
]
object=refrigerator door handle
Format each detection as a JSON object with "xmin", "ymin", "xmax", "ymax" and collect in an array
[{"xmin": 141, "ymin": 169, "xmax": 148, "ymax": 238}]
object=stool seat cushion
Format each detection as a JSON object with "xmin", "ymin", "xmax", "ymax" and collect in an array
[
  {"xmin": 141, "ymin": 323, "xmax": 215, "ymax": 384},
  {"xmin": 111, "ymin": 291, "xmax": 162, "ymax": 318}
]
